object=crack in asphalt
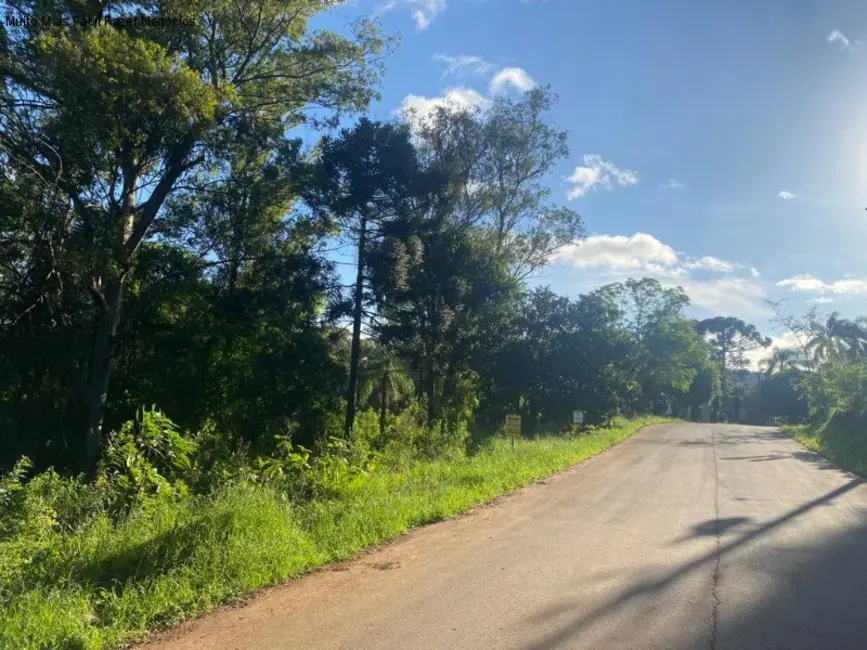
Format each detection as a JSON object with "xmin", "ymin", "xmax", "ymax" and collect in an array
[{"xmin": 710, "ymin": 425, "xmax": 721, "ymax": 650}]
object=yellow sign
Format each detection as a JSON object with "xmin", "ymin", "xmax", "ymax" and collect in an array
[{"xmin": 505, "ymin": 414, "xmax": 522, "ymax": 437}]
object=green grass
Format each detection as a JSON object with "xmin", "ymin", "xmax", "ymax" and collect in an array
[
  {"xmin": 783, "ymin": 413, "xmax": 867, "ymax": 477},
  {"xmin": 0, "ymin": 416, "xmax": 669, "ymax": 650}
]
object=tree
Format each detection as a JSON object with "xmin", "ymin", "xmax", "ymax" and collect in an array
[
  {"xmin": 134, "ymin": 124, "xmax": 344, "ymax": 450},
  {"xmin": 800, "ymin": 359, "xmax": 867, "ymax": 422},
  {"xmin": 305, "ymin": 119, "xmax": 432, "ymax": 437},
  {"xmin": 370, "ymin": 88, "xmax": 583, "ymax": 426},
  {"xmin": 641, "ymin": 319, "xmax": 712, "ymax": 414},
  {"xmin": 695, "ymin": 316, "xmax": 771, "ymax": 404},
  {"xmin": 765, "ymin": 300, "xmax": 817, "ymax": 372},
  {"xmin": 546, "ymin": 291, "xmax": 636, "ymax": 426},
  {"xmin": 478, "ymin": 88, "xmax": 585, "ymax": 277},
  {"xmin": 372, "ymin": 218, "xmax": 517, "ymax": 425},
  {"xmin": 0, "ymin": 0, "xmax": 387, "ymax": 464},
  {"xmin": 481, "ymin": 287, "xmax": 574, "ymax": 430},
  {"xmin": 683, "ymin": 360, "xmax": 721, "ymax": 416},
  {"xmin": 481, "ymin": 287, "xmax": 635, "ymax": 429},
  {"xmin": 406, "ymin": 86, "xmax": 585, "ymax": 279},
  {"xmin": 592, "ymin": 279, "xmax": 702, "ymax": 413},
  {"xmin": 353, "ymin": 341, "xmax": 415, "ymax": 437},
  {"xmin": 806, "ymin": 312, "xmax": 867, "ymax": 363},
  {"xmin": 594, "ymin": 278, "xmax": 689, "ymax": 341},
  {"xmin": 757, "ymin": 370, "xmax": 807, "ymax": 422},
  {"xmin": 760, "ymin": 347, "xmax": 805, "ymax": 376}
]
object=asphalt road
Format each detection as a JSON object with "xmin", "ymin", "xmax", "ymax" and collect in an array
[{"xmin": 144, "ymin": 423, "xmax": 867, "ymax": 650}]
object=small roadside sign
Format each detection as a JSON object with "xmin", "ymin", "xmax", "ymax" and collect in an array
[
  {"xmin": 573, "ymin": 410, "xmax": 584, "ymax": 425},
  {"xmin": 505, "ymin": 414, "xmax": 522, "ymax": 438}
]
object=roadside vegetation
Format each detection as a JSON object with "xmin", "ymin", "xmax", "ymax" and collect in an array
[
  {"xmin": 0, "ymin": 415, "xmax": 668, "ymax": 649},
  {"xmin": 756, "ymin": 307, "xmax": 867, "ymax": 476},
  {"xmin": 785, "ymin": 417, "xmax": 867, "ymax": 476}
]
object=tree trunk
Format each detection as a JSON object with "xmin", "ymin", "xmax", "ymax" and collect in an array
[
  {"xmin": 84, "ymin": 274, "xmax": 125, "ymax": 466},
  {"xmin": 424, "ymin": 291, "xmax": 441, "ymax": 425},
  {"xmin": 711, "ymin": 339, "xmax": 728, "ymax": 421},
  {"xmin": 84, "ymin": 166, "xmax": 138, "ymax": 467},
  {"xmin": 425, "ymin": 360, "xmax": 437, "ymax": 424},
  {"xmin": 379, "ymin": 370, "xmax": 389, "ymax": 437},
  {"xmin": 344, "ymin": 216, "xmax": 367, "ymax": 438},
  {"xmin": 79, "ymin": 138, "xmax": 195, "ymax": 467}
]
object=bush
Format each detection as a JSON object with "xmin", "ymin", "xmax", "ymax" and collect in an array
[
  {"xmin": 0, "ymin": 457, "xmax": 34, "ymax": 537},
  {"xmin": 801, "ymin": 360, "xmax": 867, "ymax": 422},
  {"xmin": 98, "ymin": 407, "xmax": 198, "ymax": 516}
]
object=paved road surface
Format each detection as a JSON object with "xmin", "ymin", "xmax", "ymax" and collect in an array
[{"xmin": 143, "ymin": 423, "xmax": 867, "ymax": 650}]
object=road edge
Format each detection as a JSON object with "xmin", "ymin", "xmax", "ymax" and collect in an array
[
  {"xmin": 134, "ymin": 419, "xmax": 674, "ymax": 648},
  {"xmin": 778, "ymin": 424, "xmax": 867, "ymax": 481}
]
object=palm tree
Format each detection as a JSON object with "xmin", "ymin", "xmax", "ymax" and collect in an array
[
  {"xmin": 357, "ymin": 347, "xmax": 415, "ymax": 436},
  {"xmin": 806, "ymin": 312, "xmax": 867, "ymax": 363},
  {"xmin": 760, "ymin": 347, "xmax": 804, "ymax": 376}
]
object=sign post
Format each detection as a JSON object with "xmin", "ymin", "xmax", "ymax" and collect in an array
[
  {"xmin": 572, "ymin": 410, "xmax": 584, "ymax": 426},
  {"xmin": 505, "ymin": 414, "xmax": 521, "ymax": 447}
]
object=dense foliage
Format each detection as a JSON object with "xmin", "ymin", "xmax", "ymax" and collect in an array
[
  {"xmin": 746, "ymin": 308, "xmax": 867, "ymax": 430},
  {"xmin": 778, "ymin": 310, "xmax": 867, "ymax": 423},
  {"xmin": 767, "ymin": 310, "xmax": 867, "ymax": 478},
  {"xmin": 0, "ymin": 3, "xmax": 713, "ymax": 475}
]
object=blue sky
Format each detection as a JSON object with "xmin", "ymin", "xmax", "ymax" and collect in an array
[{"xmin": 316, "ymin": 0, "xmax": 867, "ymax": 350}]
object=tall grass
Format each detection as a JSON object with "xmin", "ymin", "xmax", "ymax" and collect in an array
[
  {"xmin": 783, "ymin": 412, "xmax": 867, "ymax": 476},
  {"xmin": 0, "ymin": 416, "xmax": 668, "ymax": 650}
]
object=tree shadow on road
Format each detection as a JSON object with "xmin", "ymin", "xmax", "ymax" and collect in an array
[
  {"xmin": 521, "ymin": 478, "xmax": 867, "ymax": 650},
  {"xmin": 717, "ymin": 450, "xmax": 849, "ymax": 473},
  {"xmin": 667, "ymin": 516, "xmax": 751, "ymax": 545}
]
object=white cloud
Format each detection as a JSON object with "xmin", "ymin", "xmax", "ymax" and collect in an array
[
  {"xmin": 683, "ymin": 256, "xmax": 760, "ymax": 277},
  {"xmin": 489, "ymin": 67, "xmax": 536, "ymax": 93},
  {"xmin": 777, "ymin": 190, "xmax": 796, "ymax": 200},
  {"xmin": 777, "ymin": 273, "xmax": 867, "ymax": 296},
  {"xmin": 400, "ymin": 61, "xmax": 537, "ymax": 130},
  {"xmin": 399, "ymin": 87, "xmax": 488, "ymax": 125},
  {"xmin": 828, "ymin": 29, "xmax": 852, "ymax": 49},
  {"xmin": 567, "ymin": 166, "xmax": 601, "ymax": 200},
  {"xmin": 555, "ymin": 233, "xmax": 678, "ymax": 270},
  {"xmin": 567, "ymin": 154, "xmax": 638, "ymax": 200},
  {"xmin": 683, "ymin": 256, "xmax": 737, "ymax": 273},
  {"xmin": 768, "ymin": 332, "xmax": 804, "ymax": 350},
  {"xmin": 382, "ymin": 0, "xmax": 447, "ymax": 30},
  {"xmin": 677, "ymin": 276, "xmax": 768, "ymax": 317},
  {"xmin": 661, "ymin": 179, "xmax": 686, "ymax": 189},
  {"xmin": 433, "ymin": 54, "xmax": 495, "ymax": 77},
  {"xmin": 553, "ymin": 233, "xmax": 767, "ymax": 316},
  {"xmin": 776, "ymin": 274, "xmax": 826, "ymax": 292}
]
